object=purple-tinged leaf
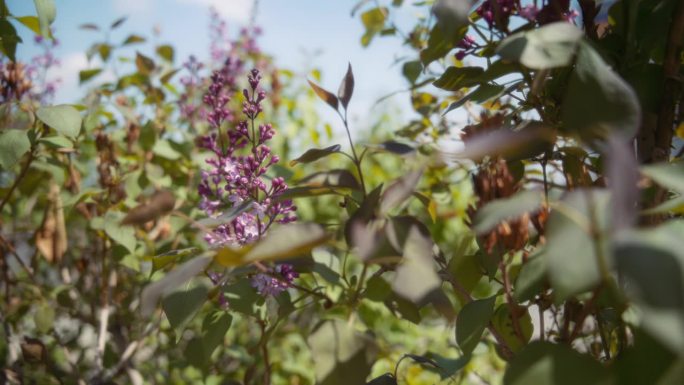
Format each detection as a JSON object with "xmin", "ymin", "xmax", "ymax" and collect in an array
[
  {"xmin": 338, "ymin": 63, "xmax": 354, "ymax": 109},
  {"xmin": 121, "ymin": 190, "xmax": 176, "ymax": 226},
  {"xmin": 307, "ymin": 79, "xmax": 338, "ymax": 111},
  {"xmin": 110, "ymin": 16, "xmax": 127, "ymax": 29},
  {"xmin": 290, "ymin": 144, "xmax": 341, "ymax": 166},
  {"xmin": 140, "ymin": 255, "xmax": 212, "ymax": 317},
  {"xmin": 79, "ymin": 23, "xmax": 99, "ymax": 31},
  {"xmin": 380, "ymin": 169, "xmax": 423, "ymax": 214},
  {"xmin": 443, "ymin": 123, "xmax": 554, "ymax": 162}
]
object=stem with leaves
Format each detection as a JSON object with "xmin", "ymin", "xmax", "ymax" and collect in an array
[{"xmin": 307, "ymin": 63, "xmax": 367, "ymax": 196}]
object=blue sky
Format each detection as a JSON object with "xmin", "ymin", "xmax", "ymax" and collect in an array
[{"xmin": 8, "ymin": 0, "xmax": 420, "ymax": 126}]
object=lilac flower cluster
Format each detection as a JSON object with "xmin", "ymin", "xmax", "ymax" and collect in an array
[
  {"xmin": 251, "ymin": 264, "xmax": 299, "ymax": 296},
  {"xmin": 178, "ymin": 55, "xmax": 204, "ymax": 124},
  {"xmin": 475, "ymin": 1, "xmax": 579, "ymax": 29},
  {"xmin": 455, "ymin": 35, "xmax": 477, "ymax": 61},
  {"xmin": 198, "ymin": 68, "xmax": 298, "ymax": 297},
  {"xmin": 198, "ymin": 68, "xmax": 296, "ymax": 245},
  {"xmin": 27, "ymin": 34, "xmax": 61, "ymax": 104},
  {"xmin": 476, "ymin": 0, "xmax": 517, "ymax": 28}
]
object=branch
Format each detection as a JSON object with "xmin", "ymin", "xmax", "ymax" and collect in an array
[{"xmin": 654, "ymin": 0, "xmax": 684, "ymax": 162}]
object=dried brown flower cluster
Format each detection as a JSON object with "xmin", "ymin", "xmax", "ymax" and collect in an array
[
  {"xmin": 0, "ymin": 62, "xmax": 32, "ymax": 103},
  {"xmin": 463, "ymin": 114, "xmax": 548, "ymax": 254}
]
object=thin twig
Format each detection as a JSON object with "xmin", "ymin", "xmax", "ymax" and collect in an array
[{"xmin": 0, "ymin": 151, "xmax": 35, "ymax": 213}]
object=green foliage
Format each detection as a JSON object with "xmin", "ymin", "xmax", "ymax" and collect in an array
[{"xmin": 2, "ymin": 0, "xmax": 684, "ymax": 383}]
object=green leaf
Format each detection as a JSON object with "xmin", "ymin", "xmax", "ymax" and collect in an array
[
  {"xmin": 161, "ymin": 281, "xmax": 208, "ymax": 340},
  {"xmin": 135, "ymin": 52, "xmax": 155, "ymax": 75},
  {"xmin": 14, "ymin": 16, "xmax": 41, "ymax": 35},
  {"xmin": 360, "ymin": 7, "xmax": 387, "ymax": 46},
  {"xmin": 223, "ymin": 278, "xmax": 262, "ymax": 316},
  {"xmin": 214, "ymin": 223, "xmax": 329, "ymax": 267},
  {"xmin": 514, "ymin": 251, "xmax": 547, "ymax": 302},
  {"xmin": 366, "ymin": 373, "xmax": 397, "ymax": 385},
  {"xmin": 0, "ymin": 18, "xmax": 21, "ymax": 61},
  {"xmin": 380, "ymin": 169, "xmax": 423, "ymax": 214},
  {"xmin": 428, "ymin": 353, "xmax": 470, "ymax": 379},
  {"xmin": 0, "ymin": 130, "xmax": 30, "ymax": 169},
  {"xmin": 200, "ymin": 311, "xmax": 232, "ymax": 359},
  {"xmin": 38, "ymin": 135, "xmax": 72, "ymax": 149},
  {"xmin": 497, "ymin": 22, "xmax": 583, "ymax": 69},
  {"xmin": 103, "ymin": 213, "xmax": 136, "ymax": 254},
  {"xmin": 504, "ymin": 341, "xmax": 612, "ymax": 385},
  {"xmin": 614, "ymin": 221, "xmax": 684, "ymax": 352},
  {"xmin": 140, "ymin": 255, "xmax": 212, "ymax": 316},
  {"xmin": 365, "ymin": 275, "xmax": 392, "ymax": 302},
  {"xmin": 545, "ymin": 189, "xmax": 611, "ymax": 301},
  {"xmin": 562, "ymin": 41, "xmax": 641, "ymax": 140},
  {"xmin": 298, "ymin": 169, "xmax": 361, "ymax": 190},
  {"xmin": 290, "ymin": 144, "xmax": 341, "ymax": 166},
  {"xmin": 122, "ymin": 34, "xmax": 145, "ymax": 45},
  {"xmin": 110, "ymin": 16, "xmax": 126, "ymax": 29},
  {"xmin": 307, "ymin": 319, "xmax": 375, "ymax": 385},
  {"xmin": 34, "ymin": 303, "xmax": 55, "ymax": 334},
  {"xmin": 151, "ymin": 139, "xmax": 181, "ymax": 160},
  {"xmin": 473, "ymin": 190, "xmax": 543, "ymax": 234},
  {"xmin": 160, "ymin": 68, "xmax": 180, "ymax": 84},
  {"xmin": 641, "ymin": 161, "xmax": 684, "ymax": 194},
  {"xmin": 338, "ymin": 63, "xmax": 354, "ymax": 109},
  {"xmin": 617, "ymin": 329, "xmax": 679, "ymax": 385},
  {"xmin": 243, "ymin": 223, "xmax": 328, "ymax": 263},
  {"xmin": 402, "ymin": 60, "xmax": 422, "ymax": 84},
  {"xmin": 642, "ymin": 195, "xmax": 684, "ymax": 215},
  {"xmin": 433, "ymin": 66, "xmax": 484, "ymax": 91},
  {"xmin": 36, "ymin": 105, "xmax": 82, "ymax": 138},
  {"xmin": 456, "ymin": 296, "xmax": 496, "ymax": 355},
  {"xmin": 147, "ymin": 247, "xmax": 201, "ymax": 272},
  {"xmin": 367, "ymin": 140, "xmax": 415, "ymax": 155},
  {"xmin": 433, "ymin": 0, "xmax": 470, "ymax": 38},
  {"xmin": 448, "ymin": 252, "xmax": 483, "ymax": 301},
  {"xmin": 79, "ymin": 68, "xmax": 102, "ymax": 83},
  {"xmin": 156, "ymin": 44, "xmax": 174, "ymax": 62},
  {"xmin": 195, "ymin": 200, "xmax": 253, "ymax": 228},
  {"xmin": 392, "ymin": 225, "xmax": 443, "ymax": 306},
  {"xmin": 308, "ymin": 79, "xmax": 338, "ymax": 111},
  {"xmin": 420, "ymin": 24, "xmax": 466, "ymax": 66},
  {"xmin": 97, "ymin": 43, "xmax": 112, "ymax": 62},
  {"xmin": 79, "ymin": 23, "xmax": 99, "ymax": 31},
  {"xmin": 492, "ymin": 305, "xmax": 533, "ymax": 353},
  {"xmin": 444, "ymin": 83, "xmax": 506, "ymax": 114},
  {"xmin": 33, "ymin": 0, "xmax": 56, "ymax": 37}
]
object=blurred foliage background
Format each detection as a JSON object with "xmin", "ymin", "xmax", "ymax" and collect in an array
[{"xmin": 2, "ymin": 0, "xmax": 684, "ymax": 384}]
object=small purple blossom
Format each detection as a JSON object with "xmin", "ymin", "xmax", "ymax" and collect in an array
[
  {"xmin": 562, "ymin": 9, "xmax": 579, "ymax": 23},
  {"xmin": 476, "ymin": 0, "xmax": 517, "ymax": 28},
  {"xmin": 251, "ymin": 264, "xmax": 299, "ymax": 296},
  {"xmin": 519, "ymin": 5, "xmax": 540, "ymax": 22},
  {"xmin": 455, "ymin": 35, "xmax": 477, "ymax": 61}
]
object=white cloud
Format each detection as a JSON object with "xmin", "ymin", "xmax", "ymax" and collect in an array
[
  {"xmin": 113, "ymin": 0, "xmax": 156, "ymax": 14},
  {"xmin": 176, "ymin": 0, "xmax": 255, "ymax": 22},
  {"xmin": 49, "ymin": 52, "xmax": 115, "ymax": 103},
  {"xmin": 50, "ymin": 52, "xmax": 88, "ymax": 103}
]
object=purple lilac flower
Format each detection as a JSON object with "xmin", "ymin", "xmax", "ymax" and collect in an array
[
  {"xmin": 25, "ymin": 32, "xmax": 60, "ymax": 104},
  {"xmin": 455, "ymin": 35, "xmax": 477, "ymax": 61},
  {"xmin": 562, "ymin": 9, "xmax": 579, "ymax": 23},
  {"xmin": 476, "ymin": 0, "xmax": 517, "ymax": 28},
  {"xmin": 198, "ymin": 68, "xmax": 296, "ymax": 248},
  {"xmin": 251, "ymin": 264, "xmax": 299, "ymax": 296},
  {"xmin": 209, "ymin": 7, "xmax": 230, "ymax": 61},
  {"xmin": 519, "ymin": 4, "xmax": 540, "ymax": 22}
]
